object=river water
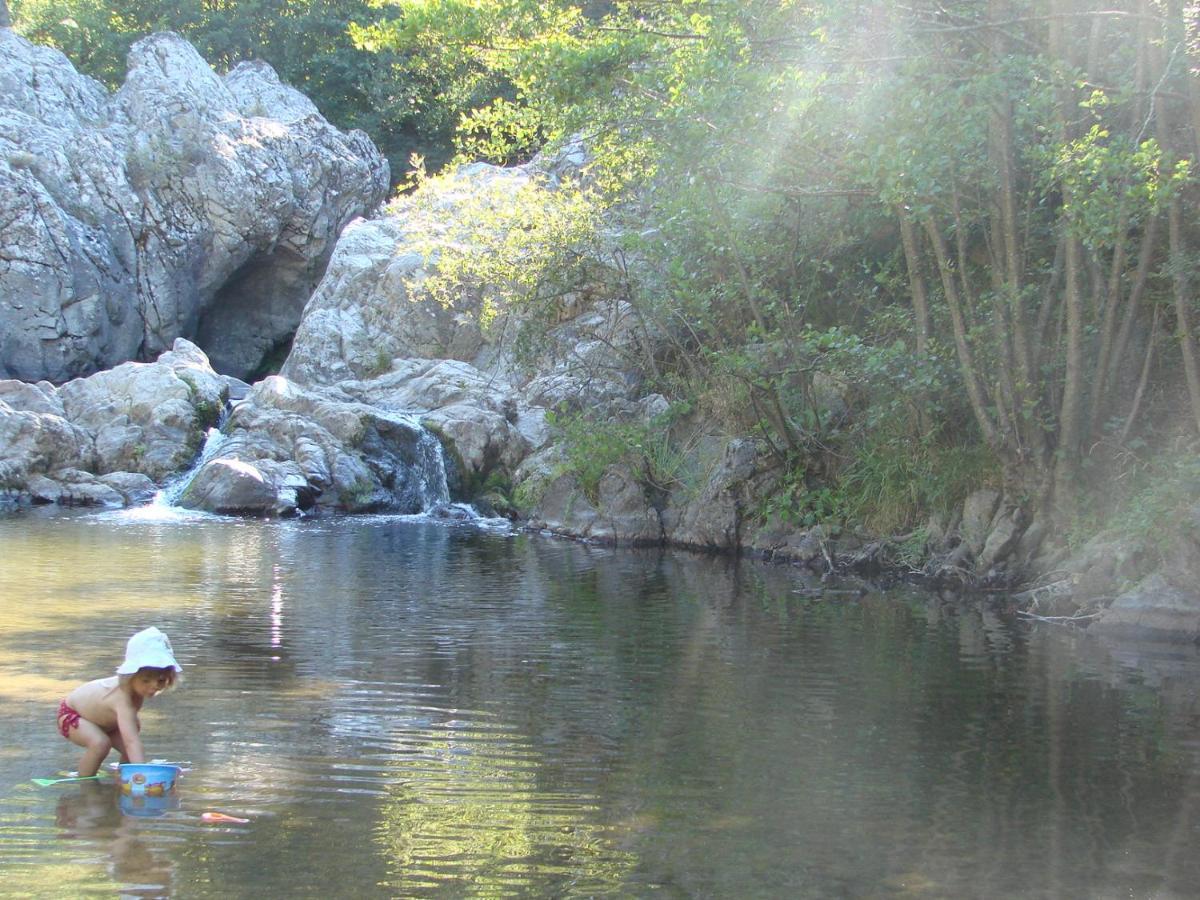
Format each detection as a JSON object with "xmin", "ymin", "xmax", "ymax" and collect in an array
[{"xmin": 1, "ymin": 507, "xmax": 1199, "ymax": 898}]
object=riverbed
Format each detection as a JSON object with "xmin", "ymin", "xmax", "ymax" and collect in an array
[{"xmin": 1, "ymin": 507, "xmax": 1198, "ymax": 897}]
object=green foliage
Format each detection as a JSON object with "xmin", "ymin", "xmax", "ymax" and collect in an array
[
  {"xmin": 402, "ymin": 168, "xmax": 605, "ymax": 331},
  {"xmin": 547, "ymin": 404, "xmax": 689, "ymax": 504},
  {"xmin": 17, "ymin": 0, "xmax": 1200, "ymax": 536},
  {"xmin": 837, "ymin": 428, "xmax": 999, "ymax": 535},
  {"xmin": 754, "ymin": 415, "xmax": 998, "ymax": 537},
  {"xmin": 1046, "ymin": 125, "xmax": 1166, "ymax": 247},
  {"xmin": 757, "ymin": 463, "xmax": 844, "ymax": 530},
  {"xmin": 192, "ymin": 397, "xmax": 222, "ymax": 431},
  {"xmin": 1089, "ymin": 448, "xmax": 1200, "ymax": 561},
  {"xmin": 338, "ymin": 476, "xmax": 376, "ymax": 509}
]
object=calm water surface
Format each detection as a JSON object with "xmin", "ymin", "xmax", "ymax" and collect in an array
[{"xmin": 1, "ymin": 508, "xmax": 1199, "ymax": 898}]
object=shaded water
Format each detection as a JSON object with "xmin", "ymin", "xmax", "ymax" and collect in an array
[{"xmin": 2, "ymin": 509, "xmax": 1200, "ymax": 898}]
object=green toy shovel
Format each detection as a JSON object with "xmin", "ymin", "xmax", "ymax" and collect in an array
[{"xmin": 32, "ymin": 773, "xmax": 109, "ymax": 787}]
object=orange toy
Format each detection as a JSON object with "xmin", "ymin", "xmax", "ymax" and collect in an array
[{"xmin": 201, "ymin": 811, "xmax": 250, "ymax": 824}]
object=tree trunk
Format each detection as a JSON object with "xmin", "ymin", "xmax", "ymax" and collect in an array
[
  {"xmin": 1108, "ymin": 215, "xmax": 1159, "ymax": 393},
  {"xmin": 1119, "ymin": 306, "xmax": 1159, "ymax": 446},
  {"xmin": 1048, "ymin": 1, "xmax": 1085, "ymax": 499},
  {"xmin": 1151, "ymin": 5, "xmax": 1200, "ymax": 437},
  {"xmin": 1166, "ymin": 197, "xmax": 1200, "ymax": 436},
  {"xmin": 0, "ymin": 0, "xmax": 11, "ymax": 28},
  {"xmin": 897, "ymin": 207, "xmax": 930, "ymax": 358},
  {"xmin": 923, "ymin": 217, "xmax": 1000, "ymax": 451},
  {"xmin": 1053, "ymin": 234, "xmax": 1086, "ymax": 493}
]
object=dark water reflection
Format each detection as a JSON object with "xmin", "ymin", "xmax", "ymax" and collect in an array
[{"xmin": 2, "ymin": 509, "xmax": 1200, "ymax": 897}]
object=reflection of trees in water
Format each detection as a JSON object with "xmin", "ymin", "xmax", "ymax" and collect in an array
[
  {"xmin": 10, "ymin": 514, "xmax": 1200, "ymax": 895},
  {"xmin": 375, "ymin": 725, "xmax": 637, "ymax": 894}
]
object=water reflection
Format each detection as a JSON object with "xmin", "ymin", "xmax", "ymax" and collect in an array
[
  {"xmin": 2, "ymin": 510, "xmax": 1200, "ymax": 897},
  {"xmin": 54, "ymin": 783, "xmax": 176, "ymax": 897}
]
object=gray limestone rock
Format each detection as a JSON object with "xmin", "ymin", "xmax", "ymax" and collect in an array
[
  {"xmin": 1092, "ymin": 574, "xmax": 1200, "ymax": 641},
  {"xmin": 0, "ymin": 29, "xmax": 387, "ymax": 383},
  {"xmin": 0, "ymin": 339, "xmax": 224, "ymax": 502}
]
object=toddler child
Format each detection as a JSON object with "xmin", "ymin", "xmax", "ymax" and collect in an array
[{"xmin": 57, "ymin": 627, "xmax": 182, "ymax": 777}]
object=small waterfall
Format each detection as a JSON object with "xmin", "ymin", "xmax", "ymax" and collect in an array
[
  {"xmin": 156, "ymin": 427, "xmax": 228, "ymax": 507},
  {"xmin": 413, "ymin": 427, "xmax": 451, "ymax": 510},
  {"xmin": 371, "ymin": 411, "xmax": 510, "ymax": 526},
  {"xmin": 369, "ymin": 409, "xmax": 452, "ymax": 513}
]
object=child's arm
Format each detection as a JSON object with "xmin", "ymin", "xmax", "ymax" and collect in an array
[{"xmin": 111, "ymin": 696, "xmax": 146, "ymax": 764}]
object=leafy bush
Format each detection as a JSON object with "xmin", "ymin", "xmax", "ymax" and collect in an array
[
  {"xmin": 547, "ymin": 404, "xmax": 690, "ymax": 504},
  {"xmin": 837, "ymin": 427, "xmax": 998, "ymax": 535},
  {"xmin": 1096, "ymin": 447, "xmax": 1200, "ymax": 561}
]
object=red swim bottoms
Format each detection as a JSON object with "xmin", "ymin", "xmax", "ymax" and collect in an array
[{"xmin": 57, "ymin": 699, "xmax": 81, "ymax": 739}]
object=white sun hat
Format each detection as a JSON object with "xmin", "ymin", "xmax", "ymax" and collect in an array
[{"xmin": 116, "ymin": 627, "xmax": 183, "ymax": 675}]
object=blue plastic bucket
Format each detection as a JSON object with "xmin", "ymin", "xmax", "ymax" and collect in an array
[{"xmin": 119, "ymin": 763, "xmax": 180, "ymax": 797}]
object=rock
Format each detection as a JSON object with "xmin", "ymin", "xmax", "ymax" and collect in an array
[
  {"xmin": 27, "ymin": 469, "xmax": 124, "ymax": 507},
  {"xmin": 179, "ymin": 457, "xmax": 297, "ymax": 516},
  {"xmin": 168, "ymin": 374, "xmax": 459, "ymax": 516},
  {"xmin": 531, "ymin": 472, "xmax": 601, "ymax": 538},
  {"xmin": 0, "ymin": 380, "xmax": 65, "ymax": 416},
  {"xmin": 749, "ymin": 523, "xmax": 831, "ymax": 568},
  {"xmin": 97, "ymin": 471, "xmax": 158, "ymax": 504},
  {"xmin": 960, "ymin": 489, "xmax": 1001, "ymax": 557},
  {"xmin": 0, "ymin": 340, "xmax": 235, "ymax": 504},
  {"xmin": 978, "ymin": 503, "xmax": 1025, "ymax": 571},
  {"xmin": 1092, "ymin": 574, "xmax": 1200, "ymax": 641},
  {"xmin": 0, "ymin": 390, "xmax": 94, "ymax": 488},
  {"xmin": 1014, "ymin": 518, "xmax": 1047, "ymax": 567},
  {"xmin": 1060, "ymin": 532, "xmax": 1141, "ymax": 600},
  {"xmin": 340, "ymin": 359, "xmax": 536, "ymax": 478},
  {"xmin": 25, "ymin": 474, "xmax": 63, "ymax": 504},
  {"xmin": 665, "ymin": 438, "xmax": 766, "ymax": 551},
  {"xmin": 277, "ymin": 157, "xmax": 640, "ymax": 457},
  {"xmin": 0, "ymin": 29, "xmax": 387, "ymax": 383},
  {"xmin": 57, "ymin": 339, "xmax": 226, "ymax": 479},
  {"xmin": 592, "ymin": 465, "xmax": 663, "ymax": 544},
  {"xmin": 279, "ymin": 166, "xmax": 523, "ymax": 387}
]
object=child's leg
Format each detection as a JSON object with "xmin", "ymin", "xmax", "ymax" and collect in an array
[
  {"xmin": 109, "ymin": 728, "xmax": 133, "ymax": 764},
  {"xmin": 61, "ymin": 718, "xmax": 113, "ymax": 777}
]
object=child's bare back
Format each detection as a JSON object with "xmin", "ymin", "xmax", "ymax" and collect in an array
[{"xmin": 63, "ymin": 676, "xmax": 140, "ymax": 734}]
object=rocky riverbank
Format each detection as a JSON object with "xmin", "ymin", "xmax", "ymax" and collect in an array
[{"xmin": 2, "ymin": 25, "xmax": 1197, "ymax": 644}]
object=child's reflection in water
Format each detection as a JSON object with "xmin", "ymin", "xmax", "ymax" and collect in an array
[{"xmin": 55, "ymin": 783, "xmax": 176, "ymax": 898}]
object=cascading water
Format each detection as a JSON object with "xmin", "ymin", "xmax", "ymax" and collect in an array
[
  {"xmin": 367, "ymin": 409, "xmax": 453, "ymax": 514},
  {"xmin": 413, "ymin": 426, "xmax": 452, "ymax": 510},
  {"xmin": 157, "ymin": 427, "xmax": 229, "ymax": 507},
  {"xmin": 108, "ymin": 427, "xmax": 230, "ymax": 522},
  {"xmin": 365, "ymin": 410, "xmax": 503, "ymax": 525}
]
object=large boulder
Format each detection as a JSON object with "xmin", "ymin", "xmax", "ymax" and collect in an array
[
  {"xmin": 57, "ymin": 339, "xmax": 227, "ymax": 479},
  {"xmin": 267, "ymin": 152, "xmax": 643, "ymax": 499},
  {"xmin": 1085, "ymin": 500, "xmax": 1200, "ymax": 641},
  {"xmin": 1091, "ymin": 574, "xmax": 1200, "ymax": 641},
  {"xmin": 0, "ymin": 338, "xmax": 225, "ymax": 504},
  {"xmin": 0, "ymin": 386, "xmax": 94, "ymax": 489},
  {"xmin": 0, "ymin": 29, "xmax": 388, "ymax": 383},
  {"xmin": 665, "ymin": 437, "xmax": 772, "ymax": 551},
  {"xmin": 280, "ymin": 166, "xmax": 527, "ymax": 387}
]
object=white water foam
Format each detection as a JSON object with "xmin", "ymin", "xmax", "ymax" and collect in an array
[{"xmin": 100, "ymin": 428, "xmax": 232, "ymax": 523}]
